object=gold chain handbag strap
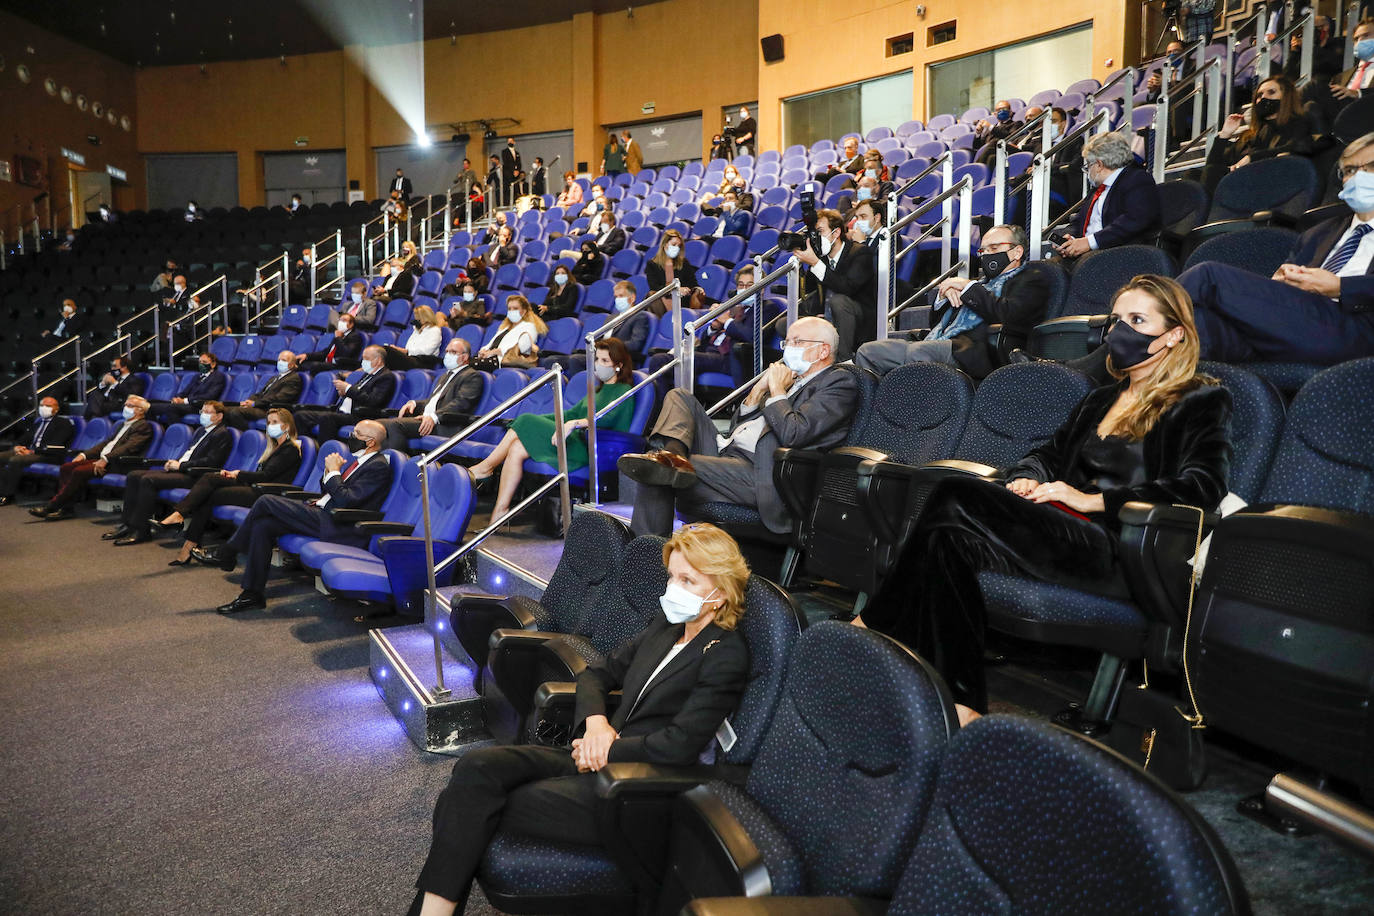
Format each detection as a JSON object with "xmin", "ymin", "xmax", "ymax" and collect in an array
[{"xmin": 1174, "ymin": 503, "xmax": 1207, "ymax": 731}]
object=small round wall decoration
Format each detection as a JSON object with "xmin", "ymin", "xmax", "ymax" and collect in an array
[
  {"xmin": 61, "ymin": 85, "xmax": 73, "ymax": 103},
  {"xmin": 44, "ymin": 76, "xmax": 57, "ymax": 95}
]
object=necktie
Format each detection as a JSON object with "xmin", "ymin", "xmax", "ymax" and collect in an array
[
  {"xmin": 327, "ymin": 341, "xmax": 337, "ymax": 361},
  {"xmin": 1350, "ymin": 62, "xmax": 1370, "ymax": 91},
  {"xmin": 340, "ymin": 458, "xmax": 358, "ymax": 480},
  {"xmin": 1081, "ymin": 182, "xmax": 1108, "ymax": 236},
  {"xmin": 1321, "ymin": 223, "xmax": 1373, "ymax": 274},
  {"xmin": 32, "ymin": 418, "xmax": 49, "ymax": 448}
]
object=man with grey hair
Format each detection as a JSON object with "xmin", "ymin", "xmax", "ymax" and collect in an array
[
  {"xmin": 856, "ymin": 224, "xmax": 1049, "ymax": 379},
  {"xmin": 1054, "ymin": 130, "xmax": 1160, "ymax": 259},
  {"xmin": 618, "ymin": 316, "xmax": 861, "ymax": 536},
  {"xmin": 32, "ymin": 395, "xmax": 155, "ymax": 520},
  {"xmin": 380, "ymin": 338, "xmax": 484, "ymax": 451},
  {"xmin": 292, "ymin": 344, "xmax": 398, "ymax": 442}
]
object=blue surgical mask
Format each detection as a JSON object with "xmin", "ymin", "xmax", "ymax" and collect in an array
[
  {"xmin": 553, "ymin": 273, "xmax": 568, "ymax": 285},
  {"xmin": 122, "ymin": 406, "xmax": 136, "ymax": 420},
  {"xmin": 864, "ymin": 168, "xmax": 878, "ymax": 179},
  {"xmin": 1047, "ymin": 121, "xmax": 1061, "ymax": 143},
  {"xmin": 199, "ymin": 412, "xmax": 215, "ymax": 428},
  {"xmin": 614, "ymin": 296, "xmax": 631, "ymax": 312},
  {"xmin": 856, "ymin": 218, "xmax": 873, "ymax": 237},
  {"xmin": 352, "ymin": 292, "xmax": 363, "ymax": 303},
  {"xmin": 1339, "ymin": 169, "xmax": 1374, "ymax": 212},
  {"xmin": 443, "ymin": 352, "xmax": 461, "ymax": 370},
  {"xmin": 1359, "ymin": 39, "xmax": 1374, "ymax": 62},
  {"xmin": 737, "ymin": 293, "xmax": 755, "ymax": 309},
  {"xmin": 659, "ymin": 583, "xmax": 717, "ymax": 624},
  {"xmin": 1168, "ymin": 53, "xmax": 1183, "ymax": 67},
  {"xmin": 462, "ymin": 292, "xmax": 476, "ymax": 302},
  {"xmin": 276, "ymin": 360, "xmax": 290, "ymax": 373},
  {"xmin": 856, "ymin": 187, "xmax": 873, "ymax": 202},
  {"xmin": 665, "ymin": 244, "xmax": 681, "ymax": 259},
  {"xmin": 266, "ymin": 423, "xmax": 284, "ymax": 439},
  {"xmin": 362, "ymin": 359, "xmax": 377, "ymax": 374},
  {"xmin": 996, "ymin": 108, "xmax": 1011, "ymax": 122},
  {"xmin": 782, "ymin": 345, "xmax": 813, "ymax": 374}
]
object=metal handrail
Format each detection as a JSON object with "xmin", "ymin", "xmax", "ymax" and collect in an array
[
  {"xmin": 893, "ymin": 150, "xmax": 953, "ymax": 200},
  {"xmin": 0, "ymin": 372, "xmax": 33, "ymax": 396},
  {"xmin": 80, "ymin": 335, "xmax": 132, "ymax": 392},
  {"xmin": 116, "ymin": 303, "xmax": 161, "ymax": 334},
  {"xmin": 585, "ymin": 280, "xmax": 681, "ymax": 343},
  {"xmin": 242, "ymin": 271, "xmax": 285, "ymax": 330},
  {"xmin": 1026, "ymin": 107, "xmax": 1113, "ymax": 255},
  {"xmin": 1263, "ymin": 10, "xmax": 1315, "ymax": 87},
  {"xmin": 888, "ymin": 176, "xmax": 973, "ymax": 236},
  {"xmin": 1001, "ymin": 107, "xmax": 1052, "ymax": 148},
  {"xmin": 1266, "ymin": 773, "xmax": 1374, "ymax": 856},
  {"xmin": 684, "ymin": 259, "xmax": 796, "ymax": 336},
  {"xmin": 31, "ymin": 334, "xmax": 83, "ymax": 364},
  {"xmin": 1087, "ymin": 66, "xmax": 1136, "ymax": 148},
  {"xmin": 36, "ymin": 367, "xmax": 82, "ymax": 398}
]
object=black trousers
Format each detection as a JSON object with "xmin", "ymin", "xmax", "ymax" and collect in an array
[
  {"xmin": 83, "ymin": 391, "xmax": 119, "ymax": 420},
  {"xmin": 414, "ymin": 745, "xmax": 598, "ymax": 909},
  {"xmin": 121, "ymin": 470, "xmax": 194, "ymax": 534},
  {"xmin": 146, "ymin": 402, "xmax": 197, "ymax": 425},
  {"xmin": 0, "ymin": 449, "xmax": 46, "ymax": 497},
  {"xmin": 173, "ymin": 475, "xmax": 258, "ymax": 543},
  {"xmin": 222, "ymin": 406, "xmax": 268, "ymax": 431},
  {"xmin": 226, "ymin": 494, "xmax": 365, "ymax": 594},
  {"xmin": 293, "ymin": 409, "xmax": 351, "ymax": 442},
  {"xmin": 861, "ymin": 476, "xmax": 1123, "ymax": 710}
]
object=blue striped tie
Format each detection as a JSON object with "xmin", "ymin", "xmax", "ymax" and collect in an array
[{"xmin": 1321, "ymin": 223, "xmax": 1373, "ymax": 274}]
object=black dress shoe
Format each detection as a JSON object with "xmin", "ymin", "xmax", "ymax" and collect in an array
[
  {"xmin": 191, "ymin": 545, "xmax": 237, "ymax": 571},
  {"xmin": 114, "ymin": 532, "xmax": 152, "ymax": 546},
  {"xmin": 44, "ymin": 507, "xmax": 76, "ymax": 520},
  {"xmin": 102, "ymin": 526, "xmax": 134, "ymax": 541},
  {"xmin": 216, "ymin": 591, "xmax": 266, "ymax": 614},
  {"xmin": 148, "ymin": 516, "xmax": 180, "ymax": 533},
  {"xmin": 28, "ymin": 506, "xmax": 52, "ymax": 518},
  {"xmin": 0, "ymin": 495, "xmax": 13, "ymax": 507}
]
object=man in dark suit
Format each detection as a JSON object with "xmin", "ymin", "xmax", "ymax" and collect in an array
[
  {"xmin": 594, "ymin": 212, "xmax": 627, "ymax": 256},
  {"xmin": 288, "ymin": 247, "xmax": 314, "ymax": 302},
  {"xmin": 297, "ymin": 312, "xmax": 364, "ymax": 374},
  {"xmin": 293, "ymin": 345, "xmax": 398, "ymax": 441},
  {"xmin": 372, "ymin": 257, "xmax": 416, "ymax": 303},
  {"xmin": 619, "ymin": 317, "xmax": 860, "ymax": 536},
  {"xmin": 530, "ymin": 157, "xmax": 548, "ymax": 196},
  {"xmin": 856, "ymin": 224, "xmax": 1049, "ymax": 379},
  {"xmin": 794, "ymin": 208, "xmax": 876, "ymax": 361},
  {"xmin": 160, "ymin": 274, "xmax": 192, "ymax": 315},
  {"xmin": 41, "ymin": 299, "xmax": 85, "ymax": 340},
  {"xmin": 501, "ymin": 138, "xmax": 522, "ymax": 203},
  {"xmin": 391, "ymin": 168, "xmax": 413, "ymax": 203},
  {"xmin": 148, "ymin": 351, "xmax": 228, "ymax": 423},
  {"xmin": 223, "ymin": 351, "xmax": 305, "ymax": 430},
  {"xmin": 105, "ymin": 400, "xmax": 234, "ymax": 545},
  {"xmin": 329, "ymin": 281, "xmax": 380, "ymax": 332},
  {"xmin": 1053, "ymin": 131, "xmax": 1161, "ymax": 261},
  {"xmin": 84, "ymin": 356, "xmax": 147, "ymax": 419},
  {"xmin": 31, "ymin": 395, "xmax": 155, "ymax": 520},
  {"xmin": 813, "ymin": 135, "xmax": 864, "ymax": 181},
  {"xmin": 205, "ymin": 419, "xmax": 393, "ymax": 613},
  {"xmin": 380, "ymin": 339, "xmax": 484, "ymax": 451},
  {"xmin": 0, "ymin": 397, "xmax": 75, "ymax": 505}
]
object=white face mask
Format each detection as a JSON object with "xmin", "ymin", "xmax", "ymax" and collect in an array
[
  {"xmin": 443, "ymin": 352, "xmax": 462, "ymax": 370},
  {"xmin": 817, "ymin": 234, "xmax": 833, "ymax": 257},
  {"xmin": 660, "ymin": 583, "xmax": 718, "ymax": 624},
  {"xmin": 594, "ymin": 363, "xmax": 616, "ymax": 382},
  {"xmin": 366, "ymin": 358, "xmax": 381, "ymax": 374},
  {"xmin": 462, "ymin": 292, "xmax": 476, "ymax": 302},
  {"xmin": 665, "ymin": 244, "xmax": 681, "ymax": 259},
  {"xmin": 614, "ymin": 296, "xmax": 631, "ymax": 312},
  {"xmin": 266, "ymin": 423, "xmax": 284, "ymax": 439},
  {"xmin": 174, "ymin": 283, "xmax": 186, "ymax": 292},
  {"xmin": 782, "ymin": 344, "xmax": 813, "ymax": 374},
  {"xmin": 554, "ymin": 273, "xmax": 568, "ymax": 286},
  {"xmin": 1047, "ymin": 121, "xmax": 1062, "ymax": 142},
  {"xmin": 199, "ymin": 412, "xmax": 216, "ymax": 428},
  {"xmin": 63, "ymin": 309, "xmax": 75, "ymax": 318},
  {"xmin": 865, "ymin": 168, "xmax": 878, "ymax": 179},
  {"xmin": 276, "ymin": 360, "xmax": 291, "ymax": 373},
  {"xmin": 722, "ymin": 201, "xmax": 735, "ymax": 211},
  {"xmin": 507, "ymin": 310, "xmax": 522, "ymax": 322},
  {"xmin": 38, "ymin": 405, "xmax": 55, "ymax": 419},
  {"xmin": 337, "ymin": 321, "xmax": 350, "ymax": 333},
  {"xmin": 122, "ymin": 406, "xmax": 137, "ymax": 420},
  {"xmin": 352, "ymin": 292, "xmax": 363, "ymax": 303}
]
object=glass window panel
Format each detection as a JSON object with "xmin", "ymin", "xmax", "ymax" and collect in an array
[{"xmin": 860, "ymin": 71, "xmax": 915, "ymax": 136}]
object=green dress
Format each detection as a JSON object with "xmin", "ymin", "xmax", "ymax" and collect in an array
[{"xmin": 512, "ymin": 382, "xmax": 634, "ymax": 469}]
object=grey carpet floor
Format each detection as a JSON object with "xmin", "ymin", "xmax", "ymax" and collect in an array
[{"xmin": 2, "ymin": 502, "xmax": 1372, "ymax": 915}]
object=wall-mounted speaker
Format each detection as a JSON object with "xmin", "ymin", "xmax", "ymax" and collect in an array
[{"xmin": 761, "ymin": 33, "xmax": 784, "ymax": 63}]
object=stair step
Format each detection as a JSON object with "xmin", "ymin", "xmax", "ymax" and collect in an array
[{"xmin": 369, "ymin": 623, "xmax": 494, "ymax": 756}]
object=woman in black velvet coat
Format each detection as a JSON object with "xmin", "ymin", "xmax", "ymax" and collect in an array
[{"xmin": 856, "ymin": 274, "xmax": 1232, "ymax": 710}]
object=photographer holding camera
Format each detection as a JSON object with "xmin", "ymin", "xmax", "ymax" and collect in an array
[{"xmin": 787, "ymin": 198, "xmax": 875, "ymax": 361}]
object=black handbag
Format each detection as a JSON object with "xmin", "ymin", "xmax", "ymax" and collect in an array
[
  {"xmin": 470, "ymin": 354, "xmax": 501, "ymax": 373},
  {"xmin": 1103, "ymin": 504, "xmax": 1209, "ymax": 791}
]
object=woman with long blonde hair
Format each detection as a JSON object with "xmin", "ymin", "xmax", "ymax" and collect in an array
[{"xmin": 855, "ymin": 274, "xmax": 1233, "ymax": 711}]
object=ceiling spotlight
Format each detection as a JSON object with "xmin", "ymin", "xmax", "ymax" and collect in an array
[
  {"xmin": 483, "ymin": 127, "xmax": 496, "ymax": 140},
  {"xmin": 279, "ymin": 54, "xmax": 286, "ymax": 66},
  {"xmin": 453, "ymin": 132, "xmax": 471, "ymax": 144}
]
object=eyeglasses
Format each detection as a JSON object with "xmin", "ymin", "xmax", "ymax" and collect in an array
[
  {"xmin": 978, "ymin": 242, "xmax": 1015, "ymax": 255},
  {"xmin": 782, "ymin": 337, "xmax": 823, "ymax": 348},
  {"xmin": 1336, "ymin": 160, "xmax": 1374, "ymax": 181}
]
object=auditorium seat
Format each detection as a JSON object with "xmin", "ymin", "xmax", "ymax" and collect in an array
[
  {"xmin": 283, "ymin": 452, "xmax": 419, "ymax": 566},
  {"xmin": 87, "ymin": 422, "xmax": 174, "ymax": 495},
  {"xmin": 209, "ymin": 436, "xmax": 327, "ymax": 529},
  {"xmin": 1027, "ymin": 245, "xmax": 1177, "ymax": 360}
]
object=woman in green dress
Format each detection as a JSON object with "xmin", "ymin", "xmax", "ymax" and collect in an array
[
  {"xmin": 601, "ymin": 133, "xmax": 626, "ymax": 178},
  {"xmin": 467, "ymin": 337, "xmax": 637, "ymax": 520}
]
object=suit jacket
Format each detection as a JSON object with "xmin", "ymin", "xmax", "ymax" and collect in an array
[
  {"xmin": 99, "ymin": 372, "xmax": 148, "ymax": 408},
  {"xmin": 624, "ymin": 139, "xmax": 644, "ymax": 174},
  {"xmin": 51, "ymin": 312, "xmax": 87, "ymax": 339},
  {"xmin": 1006, "ymin": 381, "xmax": 1232, "ymax": 524},
  {"xmin": 335, "ymin": 369, "xmax": 397, "ymax": 415},
  {"xmin": 808, "ymin": 238, "xmax": 877, "ymax": 311},
  {"xmin": 574, "ymin": 617, "xmax": 749, "ymax": 766},
  {"xmin": 501, "ymin": 147, "xmax": 522, "ymax": 181},
  {"xmin": 933, "ymin": 266, "xmax": 1052, "ymax": 380},
  {"xmin": 531, "ymin": 166, "xmax": 548, "ymax": 196},
  {"xmin": 720, "ymin": 210, "xmax": 752, "ymax": 239},
  {"xmin": 1089, "ymin": 165, "xmax": 1161, "ymax": 250},
  {"xmin": 180, "ymin": 369, "xmax": 228, "ymax": 404},
  {"xmin": 332, "ymin": 298, "xmax": 380, "ymax": 331},
  {"xmin": 250, "ymin": 370, "xmax": 304, "ymax": 406},
  {"xmin": 320, "ymin": 452, "xmax": 391, "ymax": 511},
  {"xmin": 88, "ymin": 418, "xmax": 154, "ymax": 461},
  {"xmin": 1290, "ymin": 214, "xmax": 1374, "ymax": 314},
  {"xmin": 417, "ymin": 366, "xmax": 484, "ymax": 418},
  {"xmin": 391, "ymin": 175, "xmax": 413, "ymax": 199},
  {"xmin": 737, "ymin": 364, "xmax": 862, "ymax": 533},
  {"xmin": 596, "ymin": 226, "xmax": 628, "ymax": 256},
  {"xmin": 179, "ymin": 424, "xmax": 235, "ymax": 469},
  {"xmin": 10, "ymin": 415, "xmax": 75, "ymax": 451},
  {"xmin": 487, "ymin": 242, "xmax": 519, "ymax": 267},
  {"xmin": 237, "ymin": 441, "xmax": 304, "ymax": 486},
  {"xmin": 620, "ymin": 312, "xmax": 653, "ymax": 359},
  {"xmin": 381, "ymin": 269, "xmax": 416, "ymax": 301},
  {"xmin": 307, "ymin": 331, "xmax": 364, "ymax": 369}
]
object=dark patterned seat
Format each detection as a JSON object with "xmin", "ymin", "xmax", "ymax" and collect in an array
[{"xmin": 655, "ymin": 621, "xmax": 959, "ymax": 911}]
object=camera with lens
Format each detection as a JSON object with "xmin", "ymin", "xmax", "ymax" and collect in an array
[{"xmin": 778, "ymin": 189, "xmax": 823, "ymax": 252}]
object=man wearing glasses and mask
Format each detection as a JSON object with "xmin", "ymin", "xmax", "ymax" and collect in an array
[
  {"xmin": 618, "ymin": 316, "xmax": 859, "ymax": 538},
  {"xmin": 855, "ymin": 224, "xmax": 1049, "ymax": 380}
]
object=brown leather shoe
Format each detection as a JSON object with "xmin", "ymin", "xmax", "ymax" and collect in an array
[{"xmin": 618, "ymin": 450, "xmax": 698, "ymax": 489}]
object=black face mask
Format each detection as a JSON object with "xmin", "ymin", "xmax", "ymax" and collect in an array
[
  {"xmin": 1106, "ymin": 319, "xmax": 1166, "ymax": 369},
  {"xmin": 344, "ymin": 436, "xmax": 368, "ymax": 454},
  {"xmin": 1254, "ymin": 97, "xmax": 1280, "ymax": 120},
  {"xmin": 200, "ymin": 362, "xmax": 213, "ymax": 374},
  {"xmin": 981, "ymin": 249, "xmax": 1014, "ymax": 279}
]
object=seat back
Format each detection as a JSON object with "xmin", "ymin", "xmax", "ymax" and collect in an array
[
  {"xmin": 1064, "ymin": 245, "xmax": 1176, "ymax": 314},
  {"xmin": 720, "ymin": 576, "xmax": 807, "ymax": 765},
  {"xmin": 1157, "ymin": 178, "xmax": 1209, "ymax": 238},
  {"xmin": 147, "ymin": 371, "xmax": 180, "ymax": 401},
  {"xmin": 858, "ymin": 363, "xmax": 973, "ymax": 464},
  {"xmin": 219, "ymin": 429, "xmax": 260, "ymax": 471},
  {"xmin": 208, "ymin": 336, "xmax": 237, "ymax": 364},
  {"xmin": 954, "ymin": 363, "xmax": 1093, "ymax": 467},
  {"xmin": 70, "ymin": 417, "xmax": 111, "ymax": 452},
  {"xmin": 301, "ymin": 439, "xmax": 349, "ymax": 495},
  {"xmin": 889, "ymin": 716, "xmax": 1248, "ymax": 915},
  {"xmin": 1210, "ymin": 156, "xmax": 1318, "ymax": 222},
  {"xmin": 581, "ymin": 534, "xmax": 669, "ymax": 655},
  {"xmin": 745, "ymin": 622, "xmax": 959, "ymax": 897},
  {"xmin": 223, "ymin": 371, "xmax": 258, "ymax": 404},
  {"xmin": 234, "ymin": 335, "xmax": 265, "ymax": 365},
  {"xmin": 1259, "ymin": 357, "xmax": 1374, "ymax": 512},
  {"xmin": 377, "ymin": 454, "xmax": 424, "ymax": 523},
  {"xmin": 1182, "ymin": 227, "xmax": 1298, "ymax": 277},
  {"xmin": 835, "ymin": 363, "xmax": 880, "ymax": 448},
  {"xmin": 291, "ymin": 436, "xmax": 320, "ymax": 488},
  {"xmin": 1017, "ymin": 258, "xmax": 1069, "ymax": 320},
  {"xmin": 538, "ymin": 512, "xmax": 635, "ymax": 632},
  {"xmin": 1198, "ymin": 362, "xmax": 1285, "ymax": 502}
]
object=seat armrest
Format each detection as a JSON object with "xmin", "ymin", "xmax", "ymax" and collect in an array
[
  {"xmin": 594, "ymin": 763, "xmax": 722, "ymax": 892},
  {"xmin": 252, "ymin": 482, "xmax": 305, "ymax": 497},
  {"xmin": 354, "ymin": 520, "xmax": 416, "ymax": 535},
  {"xmin": 181, "ymin": 465, "xmax": 220, "ymax": 476},
  {"xmin": 595, "ymin": 763, "xmax": 717, "ymax": 801},
  {"xmin": 328, "ymin": 508, "xmax": 384, "ymax": 524},
  {"xmin": 529, "ymin": 681, "xmax": 623, "ymax": 748},
  {"xmin": 1115, "ymin": 500, "xmax": 1219, "ymax": 639},
  {"xmin": 348, "ymin": 407, "xmax": 385, "ymax": 420},
  {"xmin": 922, "ymin": 459, "xmax": 1001, "ymax": 478},
  {"xmin": 1252, "ymin": 208, "xmax": 1299, "ymax": 229},
  {"xmin": 662, "ymin": 785, "xmax": 774, "ymax": 904},
  {"xmin": 489, "ymin": 627, "xmax": 559, "ymax": 652},
  {"xmin": 684, "ymin": 898, "xmax": 887, "ymax": 916}
]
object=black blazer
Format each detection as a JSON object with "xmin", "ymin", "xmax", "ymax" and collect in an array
[
  {"xmin": 335, "ymin": 369, "xmax": 397, "ymax": 414},
  {"xmin": 1088, "ymin": 165, "xmax": 1161, "ymax": 249},
  {"xmin": 99, "ymin": 372, "xmax": 148, "ymax": 407},
  {"xmin": 1289, "ymin": 214, "xmax": 1374, "ymax": 313},
  {"xmin": 487, "ymin": 242, "xmax": 519, "ymax": 267},
  {"xmin": 87, "ymin": 419, "xmax": 154, "ymax": 461},
  {"xmin": 1005, "ymin": 381, "xmax": 1233, "ymax": 523},
  {"xmin": 9, "ymin": 415, "xmax": 75, "ymax": 451},
  {"xmin": 181, "ymin": 424, "xmax": 235, "ymax": 469},
  {"xmin": 249, "ymin": 370, "xmax": 304, "ymax": 406},
  {"xmin": 307, "ymin": 331, "xmax": 364, "ymax": 369},
  {"xmin": 596, "ymin": 227, "xmax": 628, "ymax": 256},
  {"xmin": 575, "ymin": 617, "xmax": 750, "ymax": 766},
  {"xmin": 808, "ymin": 238, "xmax": 876, "ymax": 309},
  {"xmin": 237, "ymin": 441, "xmax": 304, "ymax": 486},
  {"xmin": 572, "ymin": 254, "xmax": 605, "ymax": 286},
  {"xmin": 51, "ymin": 312, "xmax": 87, "ymax": 339},
  {"xmin": 391, "ymin": 175, "xmax": 413, "ymax": 199},
  {"xmin": 320, "ymin": 452, "xmax": 391, "ymax": 511},
  {"xmin": 645, "ymin": 260, "xmax": 700, "ymax": 302},
  {"xmin": 381, "ymin": 269, "xmax": 416, "ymax": 301},
  {"xmin": 542, "ymin": 281, "xmax": 581, "ymax": 320},
  {"xmin": 180, "ymin": 370, "xmax": 228, "ymax": 404},
  {"xmin": 932, "ymin": 266, "xmax": 1051, "ymax": 380},
  {"xmin": 417, "ymin": 366, "xmax": 484, "ymax": 417}
]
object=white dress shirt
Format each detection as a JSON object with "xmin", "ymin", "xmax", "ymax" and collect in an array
[
  {"xmin": 405, "ymin": 325, "xmax": 442, "ymax": 358},
  {"xmin": 1086, "ymin": 167, "xmax": 1124, "ymax": 250},
  {"xmin": 99, "ymin": 422, "xmax": 135, "ymax": 460}
]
